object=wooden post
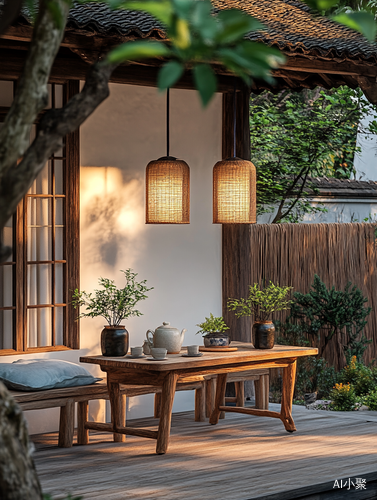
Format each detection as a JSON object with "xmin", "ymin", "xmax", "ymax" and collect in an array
[
  {"xmin": 222, "ymin": 86, "xmax": 252, "ymax": 343},
  {"xmin": 156, "ymin": 372, "xmax": 179, "ymax": 454}
]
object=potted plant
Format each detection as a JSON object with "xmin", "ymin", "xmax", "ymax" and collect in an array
[
  {"xmin": 196, "ymin": 313, "xmax": 230, "ymax": 347},
  {"xmin": 227, "ymin": 282, "xmax": 292, "ymax": 349},
  {"xmin": 72, "ymin": 269, "xmax": 153, "ymax": 357}
]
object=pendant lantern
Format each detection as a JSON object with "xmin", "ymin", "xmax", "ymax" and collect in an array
[
  {"xmin": 146, "ymin": 89, "xmax": 190, "ymax": 224},
  {"xmin": 213, "ymin": 88, "xmax": 256, "ymax": 224}
]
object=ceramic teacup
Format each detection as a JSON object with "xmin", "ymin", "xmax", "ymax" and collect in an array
[
  {"xmin": 150, "ymin": 347, "xmax": 167, "ymax": 360},
  {"xmin": 187, "ymin": 345, "xmax": 199, "ymax": 356},
  {"xmin": 131, "ymin": 346, "xmax": 143, "ymax": 357}
]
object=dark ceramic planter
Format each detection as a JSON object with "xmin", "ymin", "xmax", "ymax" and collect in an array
[
  {"xmin": 203, "ymin": 332, "xmax": 230, "ymax": 347},
  {"xmin": 101, "ymin": 326, "xmax": 129, "ymax": 357},
  {"xmin": 253, "ymin": 321, "xmax": 275, "ymax": 349}
]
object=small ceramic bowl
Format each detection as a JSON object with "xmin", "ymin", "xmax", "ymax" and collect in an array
[{"xmin": 150, "ymin": 347, "xmax": 167, "ymax": 360}]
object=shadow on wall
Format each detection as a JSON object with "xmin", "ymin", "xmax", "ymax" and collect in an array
[{"xmin": 80, "ymin": 166, "xmax": 145, "ymax": 270}]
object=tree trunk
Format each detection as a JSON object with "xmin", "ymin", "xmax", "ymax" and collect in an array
[{"xmin": 0, "ymin": 382, "xmax": 42, "ymax": 499}]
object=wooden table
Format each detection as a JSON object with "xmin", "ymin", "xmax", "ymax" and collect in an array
[{"xmin": 80, "ymin": 342, "xmax": 318, "ymax": 454}]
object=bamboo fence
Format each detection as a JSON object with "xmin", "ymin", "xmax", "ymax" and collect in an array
[{"xmin": 250, "ymin": 223, "xmax": 377, "ymax": 368}]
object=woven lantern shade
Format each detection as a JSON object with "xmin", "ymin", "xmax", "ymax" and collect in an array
[
  {"xmin": 146, "ymin": 156, "xmax": 190, "ymax": 224},
  {"xmin": 213, "ymin": 157, "xmax": 256, "ymax": 224}
]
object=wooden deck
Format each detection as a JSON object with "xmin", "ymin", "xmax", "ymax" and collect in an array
[{"xmin": 32, "ymin": 404, "xmax": 377, "ymax": 500}]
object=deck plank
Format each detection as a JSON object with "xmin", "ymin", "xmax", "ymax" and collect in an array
[{"xmin": 33, "ymin": 404, "xmax": 377, "ymax": 500}]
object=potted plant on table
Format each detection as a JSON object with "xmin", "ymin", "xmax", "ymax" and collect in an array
[
  {"xmin": 196, "ymin": 313, "xmax": 230, "ymax": 347},
  {"xmin": 227, "ymin": 282, "xmax": 292, "ymax": 349},
  {"xmin": 72, "ymin": 269, "xmax": 153, "ymax": 357}
]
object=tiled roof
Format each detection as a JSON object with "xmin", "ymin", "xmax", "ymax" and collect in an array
[
  {"xmin": 60, "ymin": 0, "xmax": 377, "ymax": 63},
  {"xmin": 310, "ymin": 177, "xmax": 377, "ymax": 198}
]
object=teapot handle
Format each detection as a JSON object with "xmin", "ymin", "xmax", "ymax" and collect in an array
[{"xmin": 146, "ymin": 330, "xmax": 154, "ymax": 346}]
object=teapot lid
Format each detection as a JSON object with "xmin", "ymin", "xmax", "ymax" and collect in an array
[{"xmin": 157, "ymin": 321, "xmax": 176, "ymax": 330}]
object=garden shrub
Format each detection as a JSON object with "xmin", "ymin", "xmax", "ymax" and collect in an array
[
  {"xmin": 339, "ymin": 356, "xmax": 375, "ymax": 396},
  {"xmin": 289, "ymin": 275, "xmax": 371, "ymax": 365},
  {"xmin": 364, "ymin": 390, "xmax": 377, "ymax": 411},
  {"xmin": 330, "ymin": 383, "xmax": 357, "ymax": 411}
]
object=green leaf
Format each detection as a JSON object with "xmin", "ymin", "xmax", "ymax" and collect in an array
[
  {"xmin": 111, "ymin": 0, "xmax": 174, "ymax": 25},
  {"xmin": 191, "ymin": 0, "xmax": 218, "ymax": 40},
  {"xmin": 304, "ymin": 0, "xmax": 338, "ymax": 10},
  {"xmin": 192, "ymin": 63, "xmax": 217, "ymax": 106},
  {"xmin": 216, "ymin": 10, "xmax": 263, "ymax": 44},
  {"xmin": 332, "ymin": 12, "xmax": 377, "ymax": 42},
  {"xmin": 106, "ymin": 41, "xmax": 170, "ymax": 64},
  {"xmin": 157, "ymin": 60, "xmax": 185, "ymax": 90},
  {"xmin": 172, "ymin": 0, "xmax": 193, "ymax": 19}
]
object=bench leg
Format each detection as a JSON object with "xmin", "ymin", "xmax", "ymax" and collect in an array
[
  {"xmin": 194, "ymin": 384, "xmax": 206, "ymax": 422},
  {"xmin": 113, "ymin": 394, "xmax": 126, "ymax": 443},
  {"xmin": 255, "ymin": 373, "xmax": 269, "ymax": 410},
  {"xmin": 205, "ymin": 378, "xmax": 215, "ymax": 418},
  {"xmin": 154, "ymin": 393, "xmax": 162, "ymax": 419},
  {"xmin": 58, "ymin": 399, "xmax": 74, "ymax": 448},
  {"xmin": 77, "ymin": 401, "xmax": 89, "ymax": 445},
  {"xmin": 235, "ymin": 381, "xmax": 245, "ymax": 407}
]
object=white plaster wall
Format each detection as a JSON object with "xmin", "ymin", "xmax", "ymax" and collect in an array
[
  {"xmin": 6, "ymin": 84, "xmax": 222, "ymax": 435},
  {"xmin": 79, "ymin": 84, "xmax": 222, "ymax": 420}
]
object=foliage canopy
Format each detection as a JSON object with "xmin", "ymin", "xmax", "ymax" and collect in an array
[{"xmin": 250, "ymin": 86, "xmax": 377, "ymax": 223}]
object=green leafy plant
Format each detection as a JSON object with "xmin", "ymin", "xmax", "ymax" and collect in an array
[
  {"xmin": 289, "ymin": 275, "xmax": 372, "ymax": 363},
  {"xmin": 72, "ymin": 269, "xmax": 153, "ymax": 326},
  {"xmin": 196, "ymin": 313, "xmax": 229, "ymax": 336},
  {"xmin": 227, "ymin": 282, "xmax": 292, "ymax": 322}
]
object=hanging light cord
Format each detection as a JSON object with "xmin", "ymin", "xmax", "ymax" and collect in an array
[
  {"xmin": 166, "ymin": 88, "xmax": 170, "ymax": 158},
  {"xmin": 233, "ymin": 84, "xmax": 237, "ymax": 158}
]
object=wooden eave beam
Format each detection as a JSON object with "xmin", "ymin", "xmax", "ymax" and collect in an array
[
  {"xmin": 0, "ymin": 49, "xmax": 238, "ymax": 91},
  {"xmin": 279, "ymin": 55, "xmax": 377, "ymax": 78}
]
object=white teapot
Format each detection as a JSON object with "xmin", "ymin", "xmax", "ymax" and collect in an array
[{"xmin": 146, "ymin": 322, "xmax": 186, "ymax": 354}]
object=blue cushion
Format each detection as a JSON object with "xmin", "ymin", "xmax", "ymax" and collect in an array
[{"xmin": 0, "ymin": 359, "xmax": 102, "ymax": 391}]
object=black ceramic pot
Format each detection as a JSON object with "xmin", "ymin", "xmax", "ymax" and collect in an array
[
  {"xmin": 101, "ymin": 326, "xmax": 129, "ymax": 357},
  {"xmin": 203, "ymin": 332, "xmax": 230, "ymax": 347},
  {"xmin": 253, "ymin": 321, "xmax": 275, "ymax": 349}
]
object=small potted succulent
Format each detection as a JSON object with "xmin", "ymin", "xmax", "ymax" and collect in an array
[
  {"xmin": 196, "ymin": 313, "xmax": 230, "ymax": 347},
  {"xmin": 227, "ymin": 282, "xmax": 292, "ymax": 349},
  {"xmin": 72, "ymin": 269, "xmax": 153, "ymax": 357}
]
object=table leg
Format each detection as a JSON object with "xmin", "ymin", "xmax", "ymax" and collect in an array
[
  {"xmin": 156, "ymin": 372, "xmax": 179, "ymax": 454},
  {"xmin": 209, "ymin": 373, "xmax": 227, "ymax": 425},
  {"xmin": 280, "ymin": 359, "xmax": 297, "ymax": 433},
  {"xmin": 107, "ymin": 378, "xmax": 126, "ymax": 442}
]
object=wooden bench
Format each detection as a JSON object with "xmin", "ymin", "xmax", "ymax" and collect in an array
[
  {"xmin": 11, "ymin": 369, "xmax": 270, "ymax": 448},
  {"xmin": 11, "ymin": 378, "xmax": 205, "ymax": 448}
]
